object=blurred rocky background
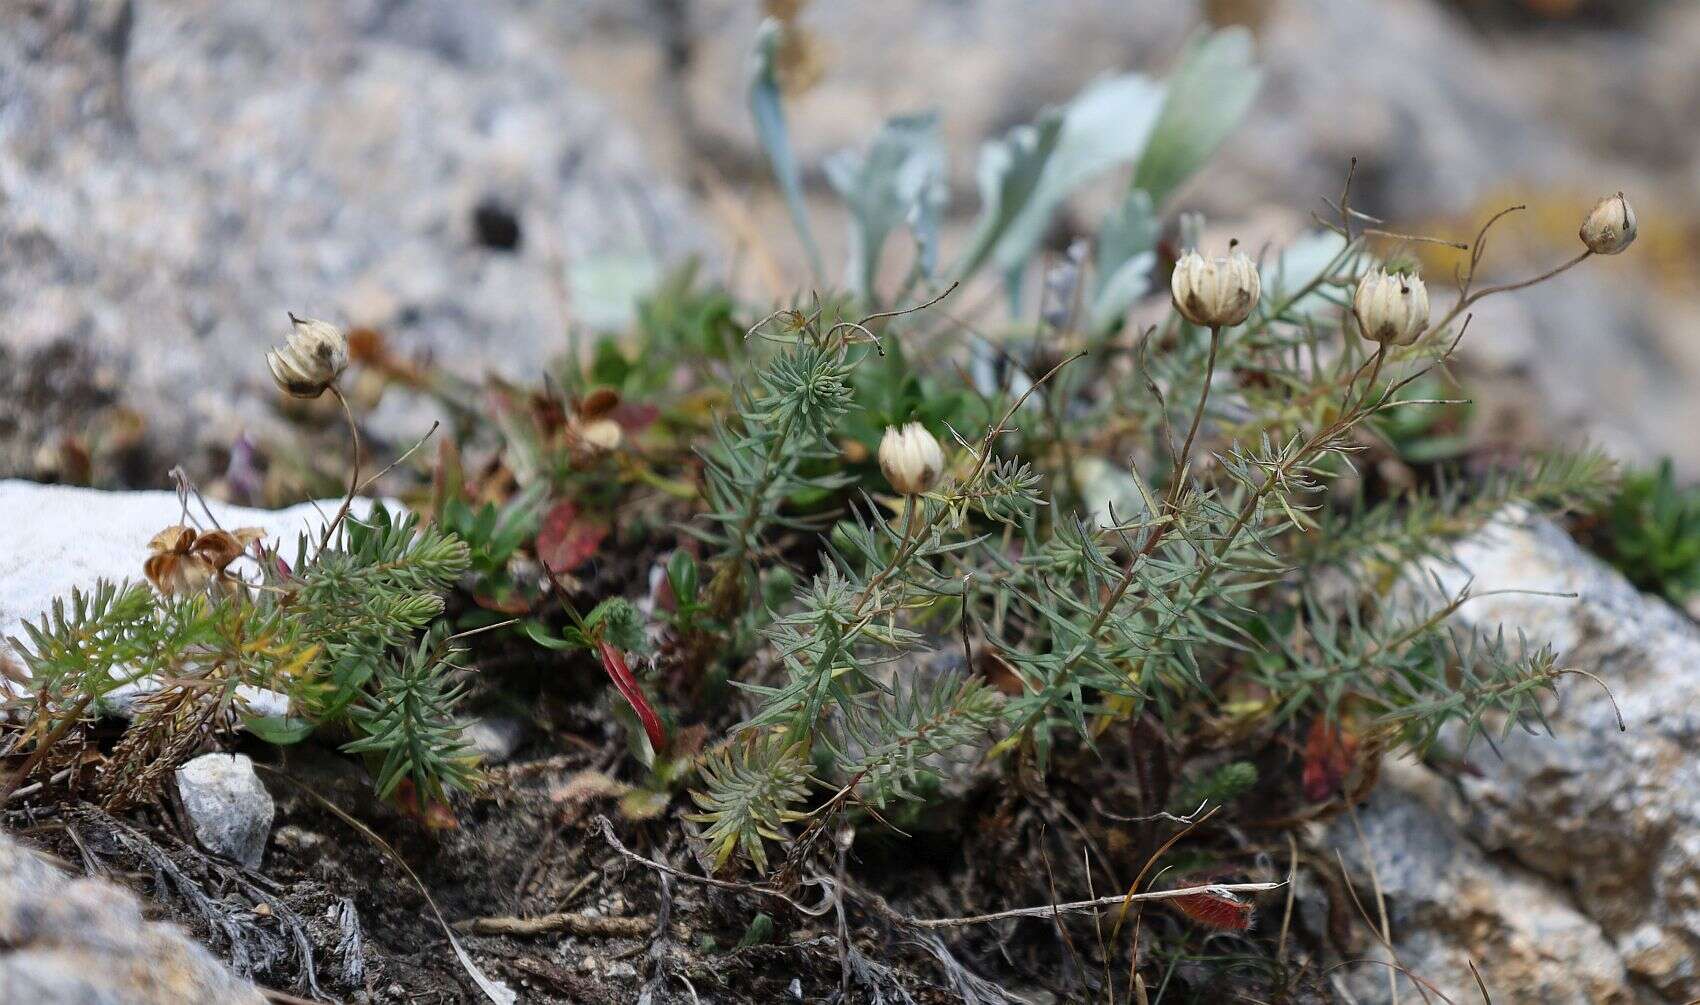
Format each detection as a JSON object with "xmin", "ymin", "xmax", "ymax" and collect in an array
[{"xmin": 3, "ymin": 0, "xmax": 1698, "ymax": 488}]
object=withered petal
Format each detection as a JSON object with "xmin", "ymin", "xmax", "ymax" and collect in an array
[
  {"xmin": 577, "ymin": 387, "xmax": 622, "ymax": 420},
  {"xmin": 143, "ymin": 552, "xmax": 177, "ymax": 591},
  {"xmin": 191, "ymin": 530, "xmax": 247, "ymax": 571},
  {"xmin": 147, "ymin": 525, "xmax": 197, "ymax": 555}
]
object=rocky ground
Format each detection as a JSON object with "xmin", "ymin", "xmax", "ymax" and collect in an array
[
  {"xmin": 559, "ymin": 0, "xmax": 1700, "ymax": 472},
  {"xmin": 4, "ymin": 1, "xmax": 1700, "ymax": 1003},
  {"xmin": 5, "ymin": 490, "xmax": 1700, "ymax": 1002}
]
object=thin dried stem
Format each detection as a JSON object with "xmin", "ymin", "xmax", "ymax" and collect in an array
[
  {"xmin": 1173, "ymin": 324, "xmax": 1222, "ymax": 493},
  {"xmin": 894, "ymin": 880, "xmax": 1282, "ymax": 930},
  {"xmin": 317, "ymin": 385, "xmax": 362, "ymax": 551}
]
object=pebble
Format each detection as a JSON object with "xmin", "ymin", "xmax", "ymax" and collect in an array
[{"xmin": 175, "ymin": 753, "xmax": 275, "ymax": 870}]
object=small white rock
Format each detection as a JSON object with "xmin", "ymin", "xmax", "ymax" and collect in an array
[
  {"xmin": 176, "ymin": 753, "xmax": 275, "ymax": 869},
  {"xmin": 460, "ymin": 715, "xmax": 524, "ymax": 764}
]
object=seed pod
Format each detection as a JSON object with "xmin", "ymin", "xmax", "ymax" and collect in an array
[
  {"xmin": 266, "ymin": 313, "xmax": 348, "ymax": 398},
  {"xmin": 1352, "ymin": 269, "xmax": 1431, "ymax": 346},
  {"xmin": 1170, "ymin": 248, "xmax": 1261, "ymax": 328},
  {"xmin": 878, "ymin": 422, "xmax": 944, "ymax": 496},
  {"xmin": 1579, "ymin": 192, "xmax": 1637, "ymax": 256}
]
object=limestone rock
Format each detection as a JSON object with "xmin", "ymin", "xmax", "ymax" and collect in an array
[
  {"xmin": 0, "ymin": 0, "xmax": 717, "ymax": 478},
  {"xmin": 461, "ymin": 715, "xmax": 525, "ymax": 765},
  {"xmin": 1406, "ymin": 509, "xmax": 1700, "ymax": 999},
  {"xmin": 175, "ymin": 753, "xmax": 275, "ymax": 870},
  {"xmin": 0, "ymin": 827, "xmax": 265, "ymax": 1004},
  {"xmin": 1323, "ymin": 758, "xmax": 1630, "ymax": 1003}
]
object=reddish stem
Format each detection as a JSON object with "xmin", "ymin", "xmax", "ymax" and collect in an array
[{"xmin": 596, "ymin": 639, "xmax": 666, "ymax": 752}]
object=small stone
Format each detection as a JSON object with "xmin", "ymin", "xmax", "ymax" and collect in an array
[
  {"xmin": 605, "ymin": 962, "xmax": 637, "ymax": 980},
  {"xmin": 175, "ymin": 753, "xmax": 275, "ymax": 869},
  {"xmin": 461, "ymin": 716, "xmax": 524, "ymax": 764},
  {"xmin": 272, "ymin": 825, "xmax": 325, "ymax": 855}
]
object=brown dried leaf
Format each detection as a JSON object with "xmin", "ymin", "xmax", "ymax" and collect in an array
[{"xmin": 536, "ymin": 500, "xmax": 608, "ymax": 574}]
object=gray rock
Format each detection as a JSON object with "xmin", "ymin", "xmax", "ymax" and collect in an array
[
  {"xmin": 461, "ymin": 715, "xmax": 524, "ymax": 765},
  {"xmin": 1322, "ymin": 758, "xmax": 1630, "ymax": 1004},
  {"xmin": 0, "ymin": 0, "xmax": 717, "ymax": 478},
  {"xmin": 0, "ymin": 827, "xmax": 265, "ymax": 1004},
  {"xmin": 175, "ymin": 753, "xmax": 274, "ymax": 870},
  {"xmin": 1403, "ymin": 509, "xmax": 1700, "ymax": 999}
]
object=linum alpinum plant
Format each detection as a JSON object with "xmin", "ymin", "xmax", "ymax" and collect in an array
[
  {"xmin": 686, "ymin": 23, "xmax": 1628, "ymax": 873},
  {"xmin": 2, "ymin": 315, "xmax": 478, "ymax": 813},
  {"xmin": 685, "ymin": 197, "xmax": 1626, "ymax": 869}
]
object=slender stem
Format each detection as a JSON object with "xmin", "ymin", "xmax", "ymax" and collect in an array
[
  {"xmin": 730, "ymin": 419, "xmax": 794, "ymax": 558},
  {"xmin": 901, "ymin": 880, "xmax": 1283, "ymax": 929},
  {"xmin": 847, "ymin": 493, "xmax": 924, "ymax": 635},
  {"xmin": 1345, "ymin": 343, "xmax": 1388, "ymax": 416},
  {"xmin": 1432, "ymin": 249, "xmax": 1591, "ymax": 335},
  {"xmin": 965, "ymin": 350, "xmax": 1088, "ymax": 486},
  {"xmin": 0, "ymin": 692, "xmax": 96, "ymax": 803},
  {"xmin": 318, "ymin": 385, "xmax": 361, "ymax": 551},
  {"xmin": 1173, "ymin": 325, "xmax": 1222, "ymax": 492}
]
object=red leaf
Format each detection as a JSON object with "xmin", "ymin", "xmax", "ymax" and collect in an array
[
  {"xmin": 597, "ymin": 639, "xmax": 667, "ymax": 753},
  {"xmin": 470, "ymin": 587, "xmax": 533, "ymax": 615},
  {"xmin": 1302, "ymin": 717, "xmax": 1360, "ymax": 802},
  {"xmin": 537, "ymin": 500, "xmax": 608, "ymax": 574},
  {"xmin": 612, "ymin": 403, "xmax": 660, "ymax": 433},
  {"xmin": 1167, "ymin": 889, "xmax": 1255, "ymax": 932},
  {"xmin": 392, "ymin": 779, "xmax": 460, "ymax": 830}
]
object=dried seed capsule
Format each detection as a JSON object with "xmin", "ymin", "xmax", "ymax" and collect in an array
[
  {"xmin": 1170, "ymin": 248, "xmax": 1261, "ymax": 328},
  {"xmin": 1579, "ymin": 192, "xmax": 1637, "ymax": 256},
  {"xmin": 1353, "ymin": 269, "xmax": 1431, "ymax": 346},
  {"xmin": 266, "ymin": 313, "xmax": 349, "ymax": 398},
  {"xmin": 878, "ymin": 422, "xmax": 944, "ymax": 496}
]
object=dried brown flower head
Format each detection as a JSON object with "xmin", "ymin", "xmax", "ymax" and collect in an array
[
  {"xmin": 143, "ymin": 525, "xmax": 265, "ymax": 596},
  {"xmin": 1170, "ymin": 247, "xmax": 1261, "ymax": 328},
  {"xmin": 266, "ymin": 313, "xmax": 349, "ymax": 399}
]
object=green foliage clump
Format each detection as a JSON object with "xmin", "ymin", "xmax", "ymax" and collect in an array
[
  {"xmin": 653, "ymin": 19, "xmax": 1628, "ymax": 877},
  {"xmin": 1172, "ymin": 761, "xmax": 1258, "ymax": 814},
  {"xmin": 5, "ymin": 504, "xmax": 474, "ymax": 805},
  {"xmin": 1602, "ymin": 459, "xmax": 1700, "ymax": 601}
]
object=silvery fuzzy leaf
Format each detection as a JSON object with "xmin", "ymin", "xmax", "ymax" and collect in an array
[
  {"xmin": 1090, "ymin": 188, "xmax": 1160, "ymax": 334},
  {"xmin": 567, "ymin": 252, "xmax": 659, "ymax": 331},
  {"xmin": 824, "ymin": 112, "xmax": 948, "ymax": 305},
  {"xmin": 955, "ymin": 115, "xmax": 1064, "ymax": 285},
  {"xmin": 957, "ymin": 72, "xmax": 1167, "ymax": 283},
  {"xmin": 748, "ymin": 18, "xmax": 822, "ymax": 279},
  {"xmin": 1133, "ymin": 28, "xmax": 1263, "ymax": 207},
  {"xmin": 1089, "ymin": 250, "xmax": 1157, "ymax": 335}
]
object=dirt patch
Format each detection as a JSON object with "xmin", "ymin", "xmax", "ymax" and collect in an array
[{"xmin": 12, "ymin": 707, "xmax": 1342, "ymax": 1004}]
